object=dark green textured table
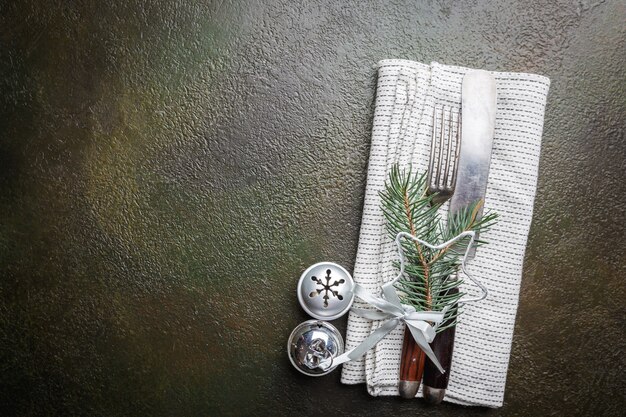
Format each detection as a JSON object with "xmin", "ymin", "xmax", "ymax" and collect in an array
[{"xmin": 1, "ymin": 1, "xmax": 624, "ymax": 416}]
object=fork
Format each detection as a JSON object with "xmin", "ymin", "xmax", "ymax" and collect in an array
[
  {"xmin": 398, "ymin": 106, "xmax": 461, "ymax": 399},
  {"xmin": 427, "ymin": 106, "xmax": 461, "ymax": 205}
]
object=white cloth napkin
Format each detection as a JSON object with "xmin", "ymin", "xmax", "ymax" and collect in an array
[{"xmin": 340, "ymin": 60, "xmax": 550, "ymax": 408}]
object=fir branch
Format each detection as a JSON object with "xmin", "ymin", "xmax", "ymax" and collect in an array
[{"xmin": 380, "ymin": 163, "xmax": 498, "ymax": 331}]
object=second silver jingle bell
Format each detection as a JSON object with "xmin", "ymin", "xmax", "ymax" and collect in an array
[{"xmin": 287, "ymin": 320, "xmax": 344, "ymax": 376}]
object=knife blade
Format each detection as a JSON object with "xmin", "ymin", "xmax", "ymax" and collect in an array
[
  {"xmin": 449, "ymin": 70, "xmax": 497, "ymax": 258},
  {"xmin": 422, "ymin": 70, "xmax": 497, "ymax": 404}
]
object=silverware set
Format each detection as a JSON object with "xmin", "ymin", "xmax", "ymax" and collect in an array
[{"xmin": 399, "ymin": 70, "xmax": 497, "ymax": 402}]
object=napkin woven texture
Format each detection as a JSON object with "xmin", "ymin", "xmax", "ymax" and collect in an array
[{"xmin": 340, "ymin": 60, "xmax": 550, "ymax": 408}]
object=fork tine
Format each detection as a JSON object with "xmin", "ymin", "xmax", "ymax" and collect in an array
[
  {"xmin": 436, "ymin": 105, "xmax": 446, "ymax": 188},
  {"xmin": 450, "ymin": 110, "xmax": 461, "ymax": 191},
  {"xmin": 442, "ymin": 109, "xmax": 455, "ymax": 190},
  {"xmin": 427, "ymin": 106, "xmax": 438, "ymax": 190}
]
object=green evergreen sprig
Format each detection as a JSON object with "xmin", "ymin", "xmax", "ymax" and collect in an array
[{"xmin": 380, "ymin": 164, "xmax": 498, "ymax": 332}]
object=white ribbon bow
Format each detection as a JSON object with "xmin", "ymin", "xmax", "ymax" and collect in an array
[{"xmin": 330, "ymin": 283, "xmax": 448, "ymax": 373}]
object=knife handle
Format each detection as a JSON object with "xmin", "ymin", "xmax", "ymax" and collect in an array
[
  {"xmin": 398, "ymin": 328, "xmax": 425, "ymax": 398},
  {"xmin": 422, "ymin": 323, "xmax": 456, "ymax": 394},
  {"xmin": 422, "ymin": 288, "xmax": 459, "ymax": 404}
]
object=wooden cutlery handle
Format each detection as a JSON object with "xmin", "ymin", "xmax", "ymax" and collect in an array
[
  {"xmin": 422, "ymin": 287, "xmax": 459, "ymax": 404},
  {"xmin": 398, "ymin": 328, "xmax": 425, "ymax": 398},
  {"xmin": 423, "ymin": 322, "xmax": 456, "ymax": 389}
]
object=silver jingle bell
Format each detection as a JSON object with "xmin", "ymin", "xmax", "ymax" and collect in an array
[
  {"xmin": 287, "ymin": 320, "xmax": 344, "ymax": 376},
  {"xmin": 297, "ymin": 262, "xmax": 355, "ymax": 320}
]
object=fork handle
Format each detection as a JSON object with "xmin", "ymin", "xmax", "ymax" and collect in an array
[{"xmin": 398, "ymin": 328, "xmax": 426, "ymax": 398}]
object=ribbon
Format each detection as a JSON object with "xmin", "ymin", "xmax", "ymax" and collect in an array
[{"xmin": 329, "ymin": 283, "xmax": 448, "ymax": 374}]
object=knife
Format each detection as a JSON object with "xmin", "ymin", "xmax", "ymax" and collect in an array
[{"xmin": 422, "ymin": 70, "xmax": 497, "ymax": 404}]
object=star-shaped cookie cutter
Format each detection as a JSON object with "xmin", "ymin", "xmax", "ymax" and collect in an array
[{"xmin": 382, "ymin": 230, "xmax": 488, "ymax": 305}]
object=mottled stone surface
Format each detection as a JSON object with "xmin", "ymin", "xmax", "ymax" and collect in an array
[{"xmin": 0, "ymin": 1, "xmax": 624, "ymax": 416}]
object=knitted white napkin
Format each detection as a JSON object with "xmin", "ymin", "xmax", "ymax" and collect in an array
[{"xmin": 340, "ymin": 60, "xmax": 550, "ymax": 408}]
